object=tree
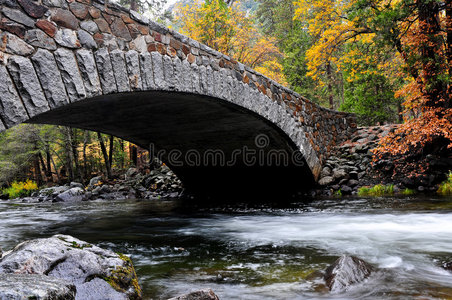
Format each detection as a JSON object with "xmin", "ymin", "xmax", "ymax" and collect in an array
[
  {"xmin": 173, "ymin": 0, "xmax": 287, "ymax": 84},
  {"xmin": 97, "ymin": 132, "xmax": 113, "ymax": 179},
  {"xmin": 348, "ymin": 0, "xmax": 452, "ymax": 154},
  {"xmin": 0, "ymin": 124, "xmax": 139, "ymax": 187},
  {"xmin": 293, "ymin": 0, "xmax": 403, "ymax": 115},
  {"xmin": 118, "ymin": 0, "xmax": 168, "ymax": 20}
]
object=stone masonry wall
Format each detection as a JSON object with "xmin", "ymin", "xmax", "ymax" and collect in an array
[{"xmin": 0, "ymin": 0, "xmax": 356, "ymax": 179}]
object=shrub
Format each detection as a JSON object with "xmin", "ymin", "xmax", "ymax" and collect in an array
[
  {"xmin": 2, "ymin": 180, "xmax": 38, "ymax": 199},
  {"xmin": 358, "ymin": 184, "xmax": 394, "ymax": 196},
  {"xmin": 402, "ymin": 188, "xmax": 416, "ymax": 195},
  {"xmin": 437, "ymin": 172, "xmax": 452, "ymax": 196}
]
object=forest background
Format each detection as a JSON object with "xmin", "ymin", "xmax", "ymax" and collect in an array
[{"xmin": 1, "ymin": 0, "xmax": 450, "ymax": 191}]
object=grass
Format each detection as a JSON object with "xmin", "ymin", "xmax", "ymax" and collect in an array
[
  {"xmin": 437, "ymin": 172, "xmax": 452, "ymax": 196},
  {"xmin": 358, "ymin": 184, "xmax": 395, "ymax": 196},
  {"xmin": 2, "ymin": 180, "xmax": 38, "ymax": 199},
  {"xmin": 402, "ymin": 188, "xmax": 416, "ymax": 195}
]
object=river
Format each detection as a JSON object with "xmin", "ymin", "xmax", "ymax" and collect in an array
[{"xmin": 1, "ymin": 196, "xmax": 452, "ymax": 299}]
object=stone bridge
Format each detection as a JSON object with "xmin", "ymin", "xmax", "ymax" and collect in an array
[{"xmin": 0, "ymin": 0, "xmax": 356, "ymax": 198}]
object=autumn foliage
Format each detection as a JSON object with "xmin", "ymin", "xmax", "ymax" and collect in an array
[
  {"xmin": 173, "ymin": 0, "xmax": 287, "ymax": 84},
  {"xmin": 373, "ymin": 0, "xmax": 452, "ymax": 156},
  {"xmin": 293, "ymin": 0, "xmax": 452, "ymax": 157}
]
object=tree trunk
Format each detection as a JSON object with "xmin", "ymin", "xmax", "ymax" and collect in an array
[
  {"xmin": 97, "ymin": 132, "xmax": 112, "ymax": 179},
  {"xmin": 83, "ymin": 130, "xmax": 89, "ymax": 181},
  {"xmin": 108, "ymin": 135, "xmax": 114, "ymax": 170},
  {"xmin": 33, "ymin": 153, "xmax": 43, "ymax": 186},
  {"xmin": 50, "ymin": 154, "xmax": 61, "ymax": 184},
  {"xmin": 417, "ymin": 0, "xmax": 445, "ymax": 107},
  {"xmin": 130, "ymin": 144, "xmax": 138, "ymax": 166},
  {"xmin": 446, "ymin": 0, "xmax": 452, "ymax": 108},
  {"xmin": 70, "ymin": 128, "xmax": 81, "ymax": 182},
  {"xmin": 45, "ymin": 147, "xmax": 52, "ymax": 182},
  {"xmin": 38, "ymin": 152, "xmax": 48, "ymax": 183},
  {"xmin": 326, "ymin": 61, "xmax": 334, "ymax": 109},
  {"xmin": 63, "ymin": 127, "xmax": 74, "ymax": 182},
  {"xmin": 120, "ymin": 140, "xmax": 125, "ymax": 169}
]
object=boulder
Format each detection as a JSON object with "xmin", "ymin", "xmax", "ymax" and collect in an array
[
  {"xmin": 0, "ymin": 274, "xmax": 76, "ymax": 300},
  {"xmin": 54, "ymin": 187, "xmax": 85, "ymax": 202},
  {"xmin": 324, "ymin": 255, "xmax": 373, "ymax": 292},
  {"xmin": 443, "ymin": 262, "xmax": 452, "ymax": 271},
  {"xmin": 70, "ymin": 182, "xmax": 84, "ymax": 189},
  {"xmin": 39, "ymin": 185, "xmax": 70, "ymax": 197},
  {"xmin": 340, "ymin": 185, "xmax": 352, "ymax": 194},
  {"xmin": 348, "ymin": 179, "xmax": 359, "ymax": 187},
  {"xmin": 88, "ymin": 176, "xmax": 102, "ymax": 189},
  {"xmin": 321, "ymin": 166, "xmax": 332, "ymax": 177},
  {"xmin": 318, "ymin": 176, "xmax": 334, "ymax": 186},
  {"xmin": 168, "ymin": 289, "xmax": 220, "ymax": 300},
  {"xmin": 125, "ymin": 168, "xmax": 139, "ymax": 180},
  {"xmin": 0, "ymin": 234, "xmax": 141, "ymax": 300},
  {"xmin": 332, "ymin": 169, "xmax": 347, "ymax": 180}
]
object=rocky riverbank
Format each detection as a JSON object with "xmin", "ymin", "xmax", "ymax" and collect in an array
[
  {"xmin": 314, "ymin": 125, "xmax": 452, "ymax": 197},
  {"xmin": 12, "ymin": 163, "xmax": 183, "ymax": 203},
  {"xmin": 0, "ymin": 235, "xmax": 141, "ymax": 300},
  {"xmin": 0, "ymin": 234, "xmax": 222, "ymax": 300}
]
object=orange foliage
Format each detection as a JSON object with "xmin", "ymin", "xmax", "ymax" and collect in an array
[
  {"xmin": 374, "ymin": 3, "xmax": 452, "ymax": 156},
  {"xmin": 173, "ymin": 0, "xmax": 286, "ymax": 84}
]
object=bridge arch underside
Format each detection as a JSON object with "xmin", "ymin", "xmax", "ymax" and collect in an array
[{"xmin": 27, "ymin": 91, "xmax": 314, "ymax": 200}]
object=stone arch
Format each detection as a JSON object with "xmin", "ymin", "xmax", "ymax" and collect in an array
[{"xmin": 0, "ymin": 0, "xmax": 356, "ymax": 196}]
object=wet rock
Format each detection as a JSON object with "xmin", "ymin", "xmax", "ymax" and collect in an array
[
  {"xmin": 324, "ymin": 255, "xmax": 373, "ymax": 292},
  {"xmin": 39, "ymin": 185, "xmax": 70, "ymax": 197},
  {"xmin": 0, "ymin": 274, "xmax": 76, "ymax": 300},
  {"xmin": 168, "ymin": 288, "xmax": 220, "ymax": 300},
  {"xmin": 443, "ymin": 262, "xmax": 452, "ymax": 271},
  {"xmin": 0, "ymin": 234, "xmax": 141, "ymax": 300},
  {"xmin": 20, "ymin": 197, "xmax": 41, "ymax": 203},
  {"xmin": 54, "ymin": 187, "xmax": 85, "ymax": 202}
]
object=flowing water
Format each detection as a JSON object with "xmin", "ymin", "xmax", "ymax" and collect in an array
[{"xmin": 1, "ymin": 196, "xmax": 452, "ymax": 299}]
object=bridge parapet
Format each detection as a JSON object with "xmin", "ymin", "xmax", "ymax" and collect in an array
[{"xmin": 0, "ymin": 0, "xmax": 356, "ymax": 180}]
